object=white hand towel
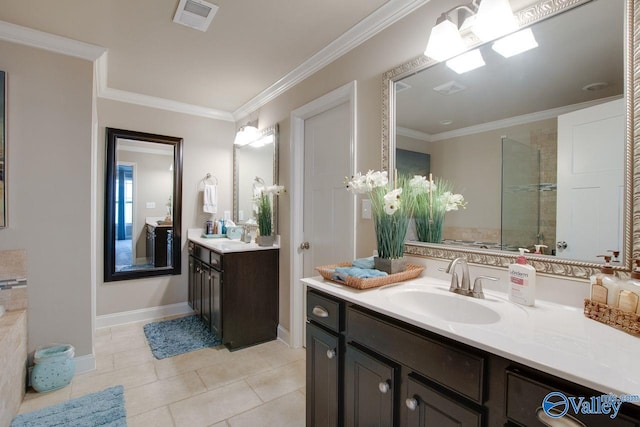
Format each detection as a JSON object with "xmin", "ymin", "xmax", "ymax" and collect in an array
[{"xmin": 203, "ymin": 184, "xmax": 218, "ymax": 214}]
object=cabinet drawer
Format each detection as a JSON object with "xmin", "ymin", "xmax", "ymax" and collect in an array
[
  {"xmin": 209, "ymin": 251, "xmax": 221, "ymax": 269},
  {"xmin": 347, "ymin": 306, "xmax": 485, "ymax": 404},
  {"xmin": 506, "ymin": 370, "xmax": 638, "ymax": 427},
  {"xmin": 405, "ymin": 374, "xmax": 482, "ymax": 427},
  {"xmin": 307, "ymin": 290, "xmax": 344, "ymax": 333}
]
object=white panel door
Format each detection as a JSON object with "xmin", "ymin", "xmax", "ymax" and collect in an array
[
  {"xmin": 556, "ymin": 98, "xmax": 624, "ymax": 261},
  {"xmin": 303, "ymin": 101, "xmax": 354, "ymax": 277}
]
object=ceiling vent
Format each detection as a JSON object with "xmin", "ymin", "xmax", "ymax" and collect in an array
[
  {"xmin": 173, "ymin": 0, "xmax": 219, "ymax": 32},
  {"xmin": 395, "ymin": 81, "xmax": 412, "ymax": 93},
  {"xmin": 433, "ymin": 80, "xmax": 467, "ymax": 96}
]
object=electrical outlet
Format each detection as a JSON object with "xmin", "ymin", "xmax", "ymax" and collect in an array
[
  {"xmin": 224, "ymin": 210, "xmax": 231, "ymax": 220},
  {"xmin": 239, "ymin": 210, "xmax": 245, "ymax": 221}
]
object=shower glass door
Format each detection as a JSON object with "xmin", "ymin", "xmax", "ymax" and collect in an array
[{"xmin": 501, "ymin": 137, "xmax": 540, "ymax": 252}]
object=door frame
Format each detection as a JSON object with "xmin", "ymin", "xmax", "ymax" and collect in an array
[{"xmin": 289, "ymin": 81, "xmax": 357, "ymax": 348}]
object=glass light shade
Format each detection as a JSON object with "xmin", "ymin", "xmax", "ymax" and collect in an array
[
  {"xmin": 472, "ymin": 0, "xmax": 518, "ymax": 42},
  {"xmin": 446, "ymin": 49, "xmax": 486, "ymax": 74},
  {"xmin": 492, "ymin": 28, "xmax": 538, "ymax": 58},
  {"xmin": 424, "ymin": 18, "xmax": 467, "ymax": 61},
  {"xmin": 233, "ymin": 125, "xmax": 260, "ymax": 146}
]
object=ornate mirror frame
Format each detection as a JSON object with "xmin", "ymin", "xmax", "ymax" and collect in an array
[{"xmin": 382, "ymin": 0, "xmax": 637, "ymax": 279}]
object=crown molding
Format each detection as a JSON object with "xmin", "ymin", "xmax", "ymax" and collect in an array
[
  {"xmin": 0, "ymin": 20, "xmax": 106, "ymax": 60},
  {"xmin": 428, "ymin": 95, "xmax": 623, "ymax": 142},
  {"xmin": 93, "ymin": 54, "xmax": 234, "ymax": 121},
  {"xmin": 396, "ymin": 126, "xmax": 431, "ymax": 141},
  {"xmin": 232, "ymin": 0, "xmax": 431, "ymax": 120},
  {"xmin": 1, "ymin": 0, "xmax": 431, "ymax": 124}
]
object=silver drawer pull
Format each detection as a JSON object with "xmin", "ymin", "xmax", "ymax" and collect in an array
[
  {"xmin": 326, "ymin": 349, "xmax": 336, "ymax": 359},
  {"xmin": 312, "ymin": 306, "xmax": 329, "ymax": 318},
  {"xmin": 536, "ymin": 407, "xmax": 586, "ymax": 427},
  {"xmin": 405, "ymin": 397, "xmax": 418, "ymax": 411},
  {"xmin": 378, "ymin": 381, "xmax": 390, "ymax": 394}
]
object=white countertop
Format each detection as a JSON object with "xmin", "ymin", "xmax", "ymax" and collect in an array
[
  {"xmin": 302, "ymin": 274, "xmax": 640, "ymax": 397},
  {"xmin": 188, "ymin": 229, "xmax": 279, "ymax": 253}
]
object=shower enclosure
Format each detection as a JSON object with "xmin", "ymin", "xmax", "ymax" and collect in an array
[{"xmin": 501, "ymin": 137, "xmax": 541, "ymax": 252}]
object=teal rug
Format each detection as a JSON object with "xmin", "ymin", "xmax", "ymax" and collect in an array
[
  {"xmin": 11, "ymin": 385, "xmax": 126, "ymax": 427},
  {"xmin": 143, "ymin": 315, "xmax": 221, "ymax": 359}
]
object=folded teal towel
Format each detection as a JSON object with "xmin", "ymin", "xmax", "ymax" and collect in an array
[
  {"xmin": 333, "ymin": 266, "xmax": 387, "ymax": 281},
  {"xmin": 352, "ymin": 256, "xmax": 375, "ymax": 269}
]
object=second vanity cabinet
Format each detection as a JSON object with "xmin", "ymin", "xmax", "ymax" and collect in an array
[
  {"xmin": 189, "ymin": 241, "xmax": 278, "ymax": 350},
  {"xmin": 306, "ymin": 288, "xmax": 640, "ymax": 427}
]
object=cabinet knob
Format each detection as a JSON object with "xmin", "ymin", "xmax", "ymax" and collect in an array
[
  {"xmin": 405, "ymin": 397, "xmax": 419, "ymax": 411},
  {"xmin": 326, "ymin": 349, "xmax": 336, "ymax": 359},
  {"xmin": 299, "ymin": 241, "xmax": 310, "ymax": 250},
  {"xmin": 312, "ymin": 306, "xmax": 329, "ymax": 318},
  {"xmin": 378, "ymin": 381, "xmax": 390, "ymax": 394}
]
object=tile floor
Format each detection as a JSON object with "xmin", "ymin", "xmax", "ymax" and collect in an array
[{"xmin": 18, "ymin": 317, "xmax": 307, "ymax": 426}]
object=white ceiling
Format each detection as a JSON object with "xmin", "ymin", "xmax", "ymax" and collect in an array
[{"xmin": 0, "ymin": 0, "xmax": 415, "ymax": 119}]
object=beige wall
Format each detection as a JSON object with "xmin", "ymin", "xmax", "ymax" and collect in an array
[
  {"xmin": 97, "ymin": 99, "xmax": 235, "ymax": 317},
  {"xmin": 0, "ymin": 41, "xmax": 94, "ymax": 356}
]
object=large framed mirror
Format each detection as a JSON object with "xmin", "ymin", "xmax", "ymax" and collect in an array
[
  {"xmin": 233, "ymin": 124, "xmax": 279, "ymax": 233},
  {"xmin": 383, "ymin": 0, "xmax": 636, "ymax": 279},
  {"xmin": 104, "ymin": 128, "xmax": 183, "ymax": 282}
]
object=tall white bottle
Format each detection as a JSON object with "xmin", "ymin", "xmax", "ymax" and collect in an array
[{"xmin": 509, "ymin": 248, "xmax": 536, "ymax": 306}]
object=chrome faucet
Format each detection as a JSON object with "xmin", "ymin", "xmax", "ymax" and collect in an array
[
  {"xmin": 446, "ymin": 258, "xmax": 471, "ymax": 295},
  {"xmin": 445, "ymin": 258, "xmax": 498, "ymax": 299}
]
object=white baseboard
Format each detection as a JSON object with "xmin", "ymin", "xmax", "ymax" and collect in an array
[
  {"xmin": 74, "ymin": 353, "xmax": 96, "ymax": 376},
  {"xmin": 95, "ymin": 302, "xmax": 194, "ymax": 329},
  {"xmin": 277, "ymin": 324, "xmax": 291, "ymax": 347}
]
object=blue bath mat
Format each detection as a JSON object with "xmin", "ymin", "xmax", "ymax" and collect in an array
[
  {"xmin": 11, "ymin": 385, "xmax": 126, "ymax": 427},
  {"xmin": 143, "ymin": 315, "xmax": 221, "ymax": 359}
]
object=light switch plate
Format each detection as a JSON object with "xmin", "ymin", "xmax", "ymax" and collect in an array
[
  {"xmin": 362, "ymin": 199, "xmax": 371, "ymax": 219},
  {"xmin": 224, "ymin": 210, "xmax": 231, "ymax": 220},
  {"xmin": 146, "ymin": 202, "xmax": 156, "ymax": 209}
]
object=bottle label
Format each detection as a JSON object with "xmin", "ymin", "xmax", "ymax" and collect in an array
[
  {"xmin": 591, "ymin": 284, "xmax": 608, "ymax": 304},
  {"xmin": 618, "ymin": 290, "xmax": 639, "ymax": 313}
]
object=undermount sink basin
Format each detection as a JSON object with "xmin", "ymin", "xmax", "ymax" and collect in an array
[{"xmin": 388, "ymin": 289, "xmax": 502, "ymax": 324}]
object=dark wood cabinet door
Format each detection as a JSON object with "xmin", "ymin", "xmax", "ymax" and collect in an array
[
  {"xmin": 404, "ymin": 375, "xmax": 482, "ymax": 427},
  {"xmin": 345, "ymin": 344, "xmax": 398, "ymax": 427},
  {"xmin": 306, "ymin": 322, "xmax": 341, "ymax": 427},
  {"xmin": 193, "ymin": 259, "xmax": 202, "ymax": 315},
  {"xmin": 188, "ymin": 256, "xmax": 195, "ymax": 310},
  {"xmin": 201, "ymin": 263, "xmax": 211, "ymax": 325},
  {"xmin": 210, "ymin": 267, "xmax": 222, "ymax": 336}
]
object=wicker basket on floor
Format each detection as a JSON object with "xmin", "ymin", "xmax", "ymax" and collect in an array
[
  {"xmin": 583, "ymin": 298, "xmax": 640, "ymax": 336},
  {"xmin": 315, "ymin": 262, "xmax": 424, "ymax": 290}
]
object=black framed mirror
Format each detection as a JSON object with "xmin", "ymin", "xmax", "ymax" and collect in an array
[{"xmin": 104, "ymin": 128, "xmax": 183, "ymax": 282}]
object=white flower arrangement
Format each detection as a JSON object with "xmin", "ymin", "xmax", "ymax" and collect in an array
[
  {"xmin": 412, "ymin": 175, "xmax": 466, "ymax": 243},
  {"xmin": 253, "ymin": 177, "xmax": 285, "ymax": 237},
  {"xmin": 345, "ymin": 170, "xmax": 419, "ymax": 259}
]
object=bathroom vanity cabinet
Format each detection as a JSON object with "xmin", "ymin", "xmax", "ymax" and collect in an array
[
  {"xmin": 146, "ymin": 223, "xmax": 172, "ymax": 267},
  {"xmin": 306, "ymin": 288, "xmax": 640, "ymax": 427},
  {"xmin": 188, "ymin": 241, "xmax": 278, "ymax": 350}
]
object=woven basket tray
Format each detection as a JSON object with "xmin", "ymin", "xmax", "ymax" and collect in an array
[
  {"xmin": 315, "ymin": 262, "xmax": 425, "ymax": 290},
  {"xmin": 583, "ymin": 298, "xmax": 640, "ymax": 336}
]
